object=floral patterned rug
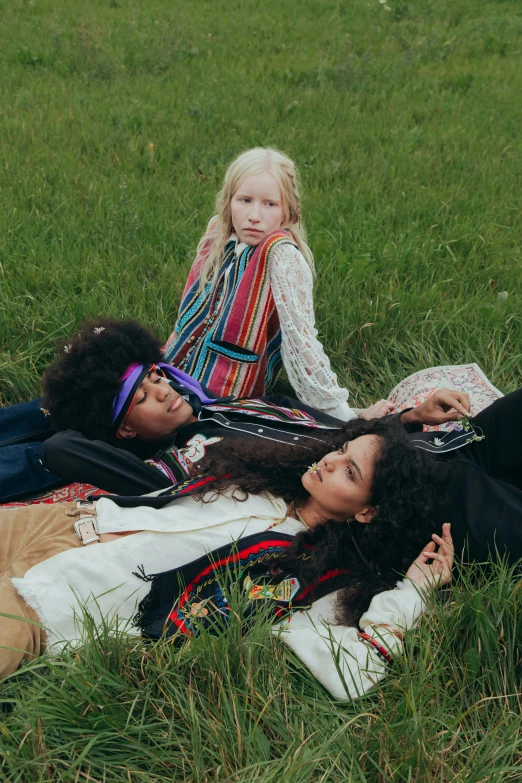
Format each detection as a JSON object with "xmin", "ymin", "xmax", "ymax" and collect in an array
[
  {"xmin": 388, "ymin": 363, "xmax": 503, "ymax": 432},
  {"xmin": 3, "ymin": 483, "xmax": 107, "ymax": 509}
]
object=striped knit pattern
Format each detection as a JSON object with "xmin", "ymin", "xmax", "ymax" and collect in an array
[
  {"xmin": 164, "ymin": 230, "xmax": 296, "ymax": 399},
  {"xmin": 203, "ymin": 399, "xmax": 338, "ymax": 428}
]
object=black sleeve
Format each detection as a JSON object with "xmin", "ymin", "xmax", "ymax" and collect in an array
[
  {"xmin": 388, "ymin": 408, "xmax": 424, "ymax": 433},
  {"xmin": 40, "ymin": 430, "xmax": 172, "ymax": 496}
]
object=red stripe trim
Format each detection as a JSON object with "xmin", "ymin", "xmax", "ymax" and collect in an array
[
  {"xmin": 358, "ymin": 632, "xmax": 394, "ymax": 665},
  {"xmin": 173, "ymin": 475, "xmax": 216, "ymax": 495},
  {"xmin": 237, "ymin": 254, "xmax": 266, "ymax": 345},
  {"xmin": 295, "ymin": 568, "xmax": 349, "ymax": 601},
  {"xmin": 168, "ymin": 538, "xmax": 295, "ymax": 627}
]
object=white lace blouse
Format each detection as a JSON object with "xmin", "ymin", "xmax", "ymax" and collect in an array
[{"xmin": 235, "ymin": 237, "xmax": 355, "ymax": 421}]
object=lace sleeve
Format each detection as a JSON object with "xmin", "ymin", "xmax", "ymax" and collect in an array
[{"xmin": 270, "ymin": 244, "xmax": 355, "ymax": 420}]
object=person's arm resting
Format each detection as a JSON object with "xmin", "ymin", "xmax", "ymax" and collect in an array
[
  {"xmin": 399, "ymin": 389, "xmax": 471, "ymax": 428},
  {"xmin": 40, "ymin": 430, "xmax": 171, "ymax": 495},
  {"xmin": 274, "ymin": 580, "xmax": 425, "ymax": 701}
]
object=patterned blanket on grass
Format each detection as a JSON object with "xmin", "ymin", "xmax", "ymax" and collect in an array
[
  {"xmin": 387, "ymin": 363, "xmax": 503, "ymax": 432},
  {"xmin": 2, "ymin": 363, "xmax": 503, "ymax": 508},
  {"xmin": 3, "ymin": 483, "xmax": 108, "ymax": 509}
]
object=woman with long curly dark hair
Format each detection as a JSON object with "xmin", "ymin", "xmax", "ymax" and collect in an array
[
  {"xmin": 0, "ymin": 414, "xmax": 453, "ymax": 699},
  {"xmin": 191, "ymin": 416, "xmax": 451, "ymax": 625}
]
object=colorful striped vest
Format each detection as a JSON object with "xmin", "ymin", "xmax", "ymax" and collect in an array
[{"xmin": 164, "ymin": 229, "xmax": 297, "ymax": 399}]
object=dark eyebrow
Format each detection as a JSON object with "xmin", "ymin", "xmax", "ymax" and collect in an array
[{"xmin": 349, "ymin": 458, "xmax": 362, "ymax": 481}]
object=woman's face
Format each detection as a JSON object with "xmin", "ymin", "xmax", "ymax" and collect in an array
[
  {"xmin": 301, "ymin": 434, "xmax": 381, "ymax": 525},
  {"xmin": 230, "ymin": 171, "xmax": 285, "ymax": 246}
]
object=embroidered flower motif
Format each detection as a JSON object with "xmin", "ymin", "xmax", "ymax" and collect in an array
[
  {"xmin": 189, "ymin": 602, "xmax": 209, "ymax": 618},
  {"xmin": 93, "ymin": 327, "xmax": 105, "ymax": 335},
  {"xmin": 181, "ymin": 434, "xmax": 223, "ymax": 463},
  {"xmin": 64, "ymin": 344, "xmax": 72, "ymax": 353}
]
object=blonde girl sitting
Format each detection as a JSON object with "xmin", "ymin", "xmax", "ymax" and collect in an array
[{"xmin": 164, "ymin": 147, "xmax": 392, "ymax": 421}]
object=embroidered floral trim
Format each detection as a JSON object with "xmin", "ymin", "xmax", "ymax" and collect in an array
[{"xmin": 358, "ymin": 631, "xmax": 394, "ymax": 666}]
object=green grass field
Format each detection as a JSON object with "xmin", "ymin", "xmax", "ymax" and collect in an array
[{"xmin": 1, "ymin": 0, "xmax": 521, "ymax": 780}]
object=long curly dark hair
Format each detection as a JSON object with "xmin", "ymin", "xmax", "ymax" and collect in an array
[
  {"xmin": 42, "ymin": 318, "xmax": 163, "ymax": 440},
  {"xmin": 194, "ymin": 416, "xmax": 447, "ymax": 625}
]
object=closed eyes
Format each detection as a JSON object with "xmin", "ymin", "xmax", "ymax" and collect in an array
[{"xmin": 136, "ymin": 375, "xmax": 162, "ymax": 404}]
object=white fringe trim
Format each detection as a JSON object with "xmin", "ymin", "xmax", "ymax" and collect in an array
[{"xmin": 10, "ymin": 577, "xmax": 62, "ymax": 652}]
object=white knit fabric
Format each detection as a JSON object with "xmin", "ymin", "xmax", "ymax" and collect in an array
[{"xmin": 268, "ymin": 243, "xmax": 355, "ymax": 420}]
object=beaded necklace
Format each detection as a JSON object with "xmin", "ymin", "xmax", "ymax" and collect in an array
[{"xmin": 266, "ymin": 500, "xmax": 306, "ymax": 531}]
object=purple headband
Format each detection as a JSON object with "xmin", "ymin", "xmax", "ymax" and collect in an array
[{"xmin": 111, "ymin": 362, "xmax": 216, "ymax": 431}]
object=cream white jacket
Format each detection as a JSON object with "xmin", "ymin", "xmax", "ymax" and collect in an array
[{"xmin": 13, "ymin": 492, "xmax": 425, "ymax": 701}]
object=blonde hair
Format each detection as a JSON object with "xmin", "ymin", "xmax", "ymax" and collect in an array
[{"xmin": 197, "ymin": 147, "xmax": 314, "ymax": 291}]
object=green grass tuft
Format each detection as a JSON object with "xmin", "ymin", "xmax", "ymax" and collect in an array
[{"xmin": 1, "ymin": 563, "xmax": 521, "ymax": 781}]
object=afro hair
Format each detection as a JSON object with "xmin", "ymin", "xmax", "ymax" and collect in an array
[{"xmin": 42, "ymin": 318, "xmax": 163, "ymax": 440}]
